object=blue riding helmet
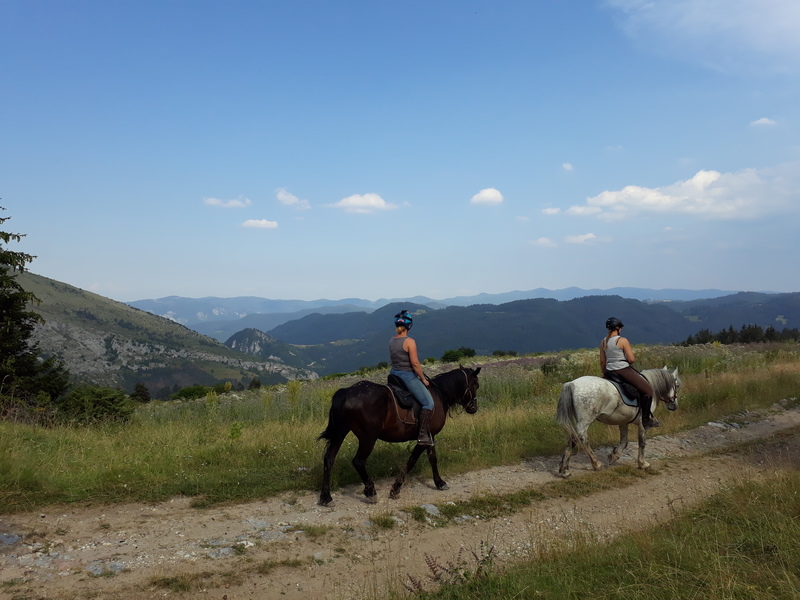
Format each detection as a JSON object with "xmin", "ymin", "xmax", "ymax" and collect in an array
[{"xmin": 394, "ymin": 310, "xmax": 413, "ymax": 329}]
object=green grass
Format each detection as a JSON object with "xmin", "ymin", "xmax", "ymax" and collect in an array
[
  {"xmin": 1, "ymin": 343, "xmax": 800, "ymax": 513},
  {"xmin": 406, "ymin": 464, "xmax": 800, "ymax": 600}
]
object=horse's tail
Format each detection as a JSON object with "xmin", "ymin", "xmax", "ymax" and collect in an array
[
  {"xmin": 555, "ymin": 382, "xmax": 580, "ymax": 442},
  {"xmin": 318, "ymin": 387, "xmax": 349, "ymax": 444}
]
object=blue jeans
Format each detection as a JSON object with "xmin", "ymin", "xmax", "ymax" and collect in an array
[{"xmin": 390, "ymin": 368, "xmax": 434, "ymax": 410}]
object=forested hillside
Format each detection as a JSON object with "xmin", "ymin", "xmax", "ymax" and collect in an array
[{"xmin": 20, "ymin": 272, "xmax": 316, "ymax": 396}]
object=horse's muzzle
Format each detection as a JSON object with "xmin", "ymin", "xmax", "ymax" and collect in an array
[{"xmin": 666, "ymin": 401, "xmax": 678, "ymax": 412}]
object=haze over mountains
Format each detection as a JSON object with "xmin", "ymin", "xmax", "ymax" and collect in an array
[
  {"xmin": 129, "ymin": 287, "xmax": 739, "ymax": 343},
  {"xmin": 22, "ymin": 271, "xmax": 800, "ymax": 395}
]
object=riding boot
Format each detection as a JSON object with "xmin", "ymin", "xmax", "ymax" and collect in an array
[
  {"xmin": 417, "ymin": 409, "xmax": 435, "ymax": 446},
  {"xmin": 640, "ymin": 396, "xmax": 660, "ymax": 429}
]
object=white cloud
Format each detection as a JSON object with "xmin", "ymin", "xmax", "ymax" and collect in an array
[
  {"xmin": 204, "ymin": 196, "xmax": 252, "ymax": 208},
  {"xmin": 542, "ymin": 207, "xmax": 561, "ymax": 215},
  {"xmin": 750, "ymin": 117, "xmax": 777, "ymax": 126},
  {"xmin": 562, "ymin": 163, "xmax": 574, "ymax": 171},
  {"xmin": 565, "ymin": 233, "xmax": 598, "ymax": 244},
  {"xmin": 330, "ymin": 193, "xmax": 397, "ymax": 214},
  {"xmin": 570, "ymin": 163, "xmax": 800, "ymax": 221},
  {"xmin": 607, "ymin": 0, "xmax": 800, "ymax": 73},
  {"xmin": 470, "ymin": 188, "xmax": 504, "ymax": 205},
  {"xmin": 242, "ymin": 219, "xmax": 278, "ymax": 229},
  {"xmin": 531, "ymin": 237, "xmax": 557, "ymax": 247},
  {"xmin": 566, "ymin": 205, "xmax": 602, "ymax": 216},
  {"xmin": 275, "ymin": 187, "xmax": 310, "ymax": 209}
]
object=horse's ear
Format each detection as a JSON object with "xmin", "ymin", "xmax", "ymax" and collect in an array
[
  {"xmin": 663, "ymin": 365, "xmax": 668, "ymax": 370},
  {"xmin": 474, "ymin": 367, "xmax": 481, "ymax": 376},
  {"xmin": 672, "ymin": 367, "xmax": 679, "ymax": 378}
]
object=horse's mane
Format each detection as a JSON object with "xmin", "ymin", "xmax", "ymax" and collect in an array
[{"xmin": 643, "ymin": 368, "xmax": 679, "ymax": 398}]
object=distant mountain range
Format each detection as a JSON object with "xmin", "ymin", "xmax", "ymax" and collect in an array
[
  {"xmin": 20, "ymin": 272, "xmax": 317, "ymax": 397},
  {"xmin": 129, "ymin": 287, "xmax": 740, "ymax": 342},
  {"xmin": 23, "ymin": 271, "xmax": 800, "ymax": 389},
  {"xmin": 222, "ymin": 291, "xmax": 800, "ymax": 375}
]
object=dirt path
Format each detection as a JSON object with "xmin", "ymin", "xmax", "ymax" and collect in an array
[{"xmin": 3, "ymin": 402, "xmax": 800, "ymax": 600}]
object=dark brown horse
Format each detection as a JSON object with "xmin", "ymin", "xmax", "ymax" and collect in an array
[{"xmin": 318, "ymin": 366, "xmax": 481, "ymax": 506}]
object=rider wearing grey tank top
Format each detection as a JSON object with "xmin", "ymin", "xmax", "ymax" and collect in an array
[
  {"xmin": 603, "ymin": 336, "xmax": 628, "ymax": 371},
  {"xmin": 389, "ymin": 336, "xmax": 412, "ymax": 371}
]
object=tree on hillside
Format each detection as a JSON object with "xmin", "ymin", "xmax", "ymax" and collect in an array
[
  {"xmin": 131, "ymin": 382, "xmax": 152, "ymax": 403},
  {"xmin": 0, "ymin": 205, "xmax": 69, "ymax": 412}
]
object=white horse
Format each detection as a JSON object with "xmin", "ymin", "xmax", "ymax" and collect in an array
[{"xmin": 556, "ymin": 367, "xmax": 680, "ymax": 478}]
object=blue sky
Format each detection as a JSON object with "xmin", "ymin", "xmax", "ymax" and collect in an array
[{"xmin": 2, "ymin": 0, "xmax": 799, "ymax": 302}]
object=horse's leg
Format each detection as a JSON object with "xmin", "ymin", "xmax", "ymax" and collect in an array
[
  {"xmin": 636, "ymin": 425, "xmax": 650, "ymax": 470},
  {"xmin": 608, "ymin": 424, "xmax": 629, "ymax": 465},
  {"xmin": 389, "ymin": 443, "xmax": 427, "ymax": 499},
  {"xmin": 352, "ymin": 436, "xmax": 379, "ymax": 503},
  {"xmin": 558, "ymin": 436, "xmax": 578, "ymax": 478},
  {"xmin": 583, "ymin": 435, "xmax": 604, "ymax": 471},
  {"xmin": 319, "ymin": 434, "xmax": 346, "ymax": 506},
  {"xmin": 426, "ymin": 445, "xmax": 449, "ymax": 491},
  {"xmin": 574, "ymin": 422, "xmax": 603, "ymax": 471}
]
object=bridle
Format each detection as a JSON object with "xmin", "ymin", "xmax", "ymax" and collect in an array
[
  {"xmin": 428, "ymin": 368, "xmax": 478, "ymax": 412},
  {"xmin": 658, "ymin": 373, "xmax": 680, "ymax": 410},
  {"xmin": 458, "ymin": 368, "xmax": 478, "ymax": 412}
]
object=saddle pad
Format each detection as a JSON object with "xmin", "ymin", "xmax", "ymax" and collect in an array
[{"xmin": 608, "ymin": 380, "xmax": 639, "ymax": 407}]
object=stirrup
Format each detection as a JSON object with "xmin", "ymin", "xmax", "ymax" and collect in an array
[{"xmin": 643, "ymin": 417, "xmax": 661, "ymax": 429}]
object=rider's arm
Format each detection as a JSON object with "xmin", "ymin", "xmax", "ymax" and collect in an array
[
  {"xmin": 618, "ymin": 337, "xmax": 636, "ymax": 364},
  {"xmin": 404, "ymin": 337, "xmax": 429, "ymax": 386},
  {"xmin": 599, "ymin": 341, "xmax": 607, "ymax": 371}
]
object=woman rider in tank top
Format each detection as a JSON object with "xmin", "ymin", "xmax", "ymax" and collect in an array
[
  {"xmin": 600, "ymin": 317, "xmax": 659, "ymax": 429},
  {"xmin": 389, "ymin": 310, "xmax": 435, "ymax": 446}
]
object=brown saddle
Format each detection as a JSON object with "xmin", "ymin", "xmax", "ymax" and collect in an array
[{"xmin": 386, "ymin": 374, "xmax": 426, "ymax": 423}]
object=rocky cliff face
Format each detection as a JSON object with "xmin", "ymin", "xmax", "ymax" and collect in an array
[{"xmin": 31, "ymin": 321, "xmax": 317, "ymax": 395}]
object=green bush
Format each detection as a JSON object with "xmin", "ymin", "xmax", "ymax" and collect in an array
[
  {"xmin": 56, "ymin": 385, "xmax": 135, "ymax": 425},
  {"xmin": 441, "ymin": 347, "xmax": 476, "ymax": 362},
  {"xmin": 170, "ymin": 385, "xmax": 211, "ymax": 401}
]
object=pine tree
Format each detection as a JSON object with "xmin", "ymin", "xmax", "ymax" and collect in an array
[{"xmin": 0, "ymin": 205, "xmax": 69, "ymax": 409}]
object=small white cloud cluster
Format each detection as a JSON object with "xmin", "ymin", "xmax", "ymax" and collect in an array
[
  {"xmin": 275, "ymin": 187, "xmax": 310, "ymax": 209},
  {"xmin": 242, "ymin": 219, "xmax": 278, "ymax": 229},
  {"xmin": 204, "ymin": 196, "xmax": 251, "ymax": 208},
  {"xmin": 470, "ymin": 188, "xmax": 504, "ymax": 206},
  {"xmin": 329, "ymin": 193, "xmax": 397, "ymax": 214}
]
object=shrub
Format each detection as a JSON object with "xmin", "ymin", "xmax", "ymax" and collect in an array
[
  {"xmin": 56, "ymin": 385, "xmax": 135, "ymax": 425},
  {"xmin": 441, "ymin": 347, "xmax": 476, "ymax": 362},
  {"xmin": 170, "ymin": 385, "xmax": 211, "ymax": 401}
]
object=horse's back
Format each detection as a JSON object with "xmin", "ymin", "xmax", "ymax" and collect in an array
[{"xmin": 558, "ymin": 376, "xmax": 621, "ymax": 424}]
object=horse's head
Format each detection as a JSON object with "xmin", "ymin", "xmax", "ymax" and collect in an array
[
  {"xmin": 459, "ymin": 365, "xmax": 481, "ymax": 414},
  {"xmin": 663, "ymin": 366, "xmax": 680, "ymax": 412},
  {"xmin": 432, "ymin": 365, "xmax": 481, "ymax": 414}
]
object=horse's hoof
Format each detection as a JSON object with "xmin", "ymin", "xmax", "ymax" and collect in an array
[
  {"xmin": 389, "ymin": 490, "xmax": 399, "ymax": 500},
  {"xmin": 364, "ymin": 495, "xmax": 378, "ymax": 504},
  {"xmin": 436, "ymin": 483, "xmax": 449, "ymax": 491}
]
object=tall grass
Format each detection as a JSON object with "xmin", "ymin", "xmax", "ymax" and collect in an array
[
  {"xmin": 1, "ymin": 343, "xmax": 799, "ymax": 513},
  {"xmin": 407, "ymin": 459, "xmax": 800, "ymax": 599}
]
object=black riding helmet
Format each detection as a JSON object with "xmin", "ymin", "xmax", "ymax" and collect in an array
[
  {"xmin": 394, "ymin": 310, "xmax": 413, "ymax": 330},
  {"xmin": 605, "ymin": 317, "xmax": 624, "ymax": 330}
]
